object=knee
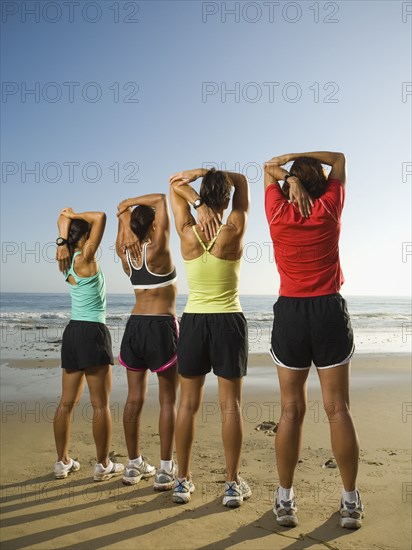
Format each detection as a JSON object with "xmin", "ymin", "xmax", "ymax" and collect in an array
[
  {"xmin": 57, "ymin": 399, "xmax": 79, "ymax": 413},
  {"xmin": 281, "ymin": 400, "xmax": 306, "ymax": 423},
  {"xmin": 159, "ymin": 392, "xmax": 177, "ymax": 408},
  {"xmin": 90, "ymin": 401, "xmax": 110, "ymax": 414},
  {"xmin": 220, "ymin": 398, "xmax": 241, "ymax": 415},
  {"xmin": 179, "ymin": 398, "xmax": 201, "ymax": 416},
  {"xmin": 323, "ymin": 400, "xmax": 350, "ymax": 420},
  {"xmin": 124, "ymin": 396, "xmax": 145, "ymax": 416}
]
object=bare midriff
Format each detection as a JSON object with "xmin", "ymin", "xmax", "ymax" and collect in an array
[{"xmin": 131, "ymin": 284, "xmax": 177, "ymax": 316}]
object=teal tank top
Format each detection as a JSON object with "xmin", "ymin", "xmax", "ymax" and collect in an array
[{"xmin": 65, "ymin": 251, "xmax": 106, "ymax": 324}]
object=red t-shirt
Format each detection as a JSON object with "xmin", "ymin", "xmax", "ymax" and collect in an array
[{"xmin": 265, "ymin": 179, "xmax": 345, "ymax": 297}]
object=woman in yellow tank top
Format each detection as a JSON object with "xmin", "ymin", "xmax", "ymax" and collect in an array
[{"xmin": 169, "ymin": 167, "xmax": 251, "ymax": 508}]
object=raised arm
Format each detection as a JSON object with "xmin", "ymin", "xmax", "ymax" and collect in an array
[
  {"xmin": 116, "ymin": 207, "xmax": 142, "ymax": 264},
  {"xmin": 115, "ymin": 215, "xmax": 133, "ymax": 274},
  {"xmin": 299, "ymin": 151, "xmax": 346, "ymax": 184},
  {"xmin": 118, "ymin": 193, "xmax": 170, "ymax": 236},
  {"xmin": 56, "ymin": 214, "xmax": 71, "ymax": 272},
  {"xmin": 117, "ymin": 193, "xmax": 171, "ymax": 253},
  {"xmin": 266, "ymin": 151, "xmax": 346, "ymax": 184},
  {"xmin": 169, "ymin": 168, "xmax": 221, "ymax": 241},
  {"xmin": 60, "ymin": 208, "xmax": 106, "ymax": 262},
  {"xmin": 264, "ymin": 155, "xmax": 313, "ymax": 218},
  {"xmin": 226, "ymin": 172, "xmax": 249, "ymax": 236}
]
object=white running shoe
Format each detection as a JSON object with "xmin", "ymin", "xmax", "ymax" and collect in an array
[
  {"xmin": 340, "ymin": 490, "xmax": 364, "ymax": 529},
  {"xmin": 154, "ymin": 461, "xmax": 177, "ymax": 492},
  {"xmin": 172, "ymin": 477, "xmax": 195, "ymax": 504},
  {"xmin": 54, "ymin": 458, "xmax": 80, "ymax": 479},
  {"xmin": 94, "ymin": 460, "xmax": 125, "ymax": 482},
  {"xmin": 122, "ymin": 456, "xmax": 156, "ymax": 485},
  {"xmin": 222, "ymin": 477, "xmax": 252, "ymax": 508},
  {"xmin": 273, "ymin": 488, "xmax": 298, "ymax": 527}
]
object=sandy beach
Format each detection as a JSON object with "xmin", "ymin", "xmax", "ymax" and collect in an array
[{"xmin": 1, "ymin": 353, "xmax": 411, "ymax": 550}]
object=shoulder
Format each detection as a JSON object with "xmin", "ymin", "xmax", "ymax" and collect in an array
[{"xmin": 323, "ymin": 178, "xmax": 345, "ymax": 200}]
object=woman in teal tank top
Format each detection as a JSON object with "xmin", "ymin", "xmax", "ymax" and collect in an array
[
  {"xmin": 169, "ymin": 167, "xmax": 251, "ymax": 508},
  {"xmin": 53, "ymin": 208, "xmax": 124, "ymax": 482}
]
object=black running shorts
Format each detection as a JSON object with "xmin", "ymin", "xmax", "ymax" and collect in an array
[
  {"xmin": 119, "ymin": 315, "xmax": 179, "ymax": 373},
  {"xmin": 177, "ymin": 312, "xmax": 248, "ymax": 378},
  {"xmin": 270, "ymin": 293, "xmax": 354, "ymax": 370},
  {"xmin": 61, "ymin": 320, "xmax": 114, "ymax": 371}
]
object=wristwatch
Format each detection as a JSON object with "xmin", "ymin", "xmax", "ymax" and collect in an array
[
  {"xmin": 192, "ymin": 198, "xmax": 204, "ymax": 210},
  {"xmin": 56, "ymin": 237, "xmax": 68, "ymax": 246}
]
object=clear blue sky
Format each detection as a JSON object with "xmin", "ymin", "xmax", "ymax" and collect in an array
[{"xmin": 1, "ymin": 0, "xmax": 411, "ymax": 295}]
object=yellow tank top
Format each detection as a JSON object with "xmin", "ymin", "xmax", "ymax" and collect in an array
[{"xmin": 183, "ymin": 226, "xmax": 242, "ymax": 313}]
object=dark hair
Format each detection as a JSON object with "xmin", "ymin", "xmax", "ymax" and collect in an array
[
  {"xmin": 289, "ymin": 157, "xmax": 328, "ymax": 199},
  {"xmin": 130, "ymin": 205, "xmax": 155, "ymax": 240},
  {"xmin": 199, "ymin": 168, "xmax": 232, "ymax": 211},
  {"xmin": 68, "ymin": 219, "xmax": 90, "ymax": 257}
]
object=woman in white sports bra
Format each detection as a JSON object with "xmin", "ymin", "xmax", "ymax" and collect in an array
[{"xmin": 116, "ymin": 193, "xmax": 179, "ymax": 491}]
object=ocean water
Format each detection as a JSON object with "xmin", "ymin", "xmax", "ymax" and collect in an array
[{"xmin": 0, "ymin": 293, "xmax": 411, "ymax": 359}]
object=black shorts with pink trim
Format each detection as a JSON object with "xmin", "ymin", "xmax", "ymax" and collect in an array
[
  {"xmin": 270, "ymin": 293, "xmax": 354, "ymax": 370},
  {"xmin": 119, "ymin": 315, "xmax": 178, "ymax": 373}
]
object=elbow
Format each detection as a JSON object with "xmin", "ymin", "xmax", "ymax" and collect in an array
[{"xmin": 95, "ymin": 212, "xmax": 107, "ymax": 226}]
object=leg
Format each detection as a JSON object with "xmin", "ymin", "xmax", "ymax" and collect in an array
[
  {"xmin": 123, "ymin": 369, "xmax": 149, "ymax": 460},
  {"xmin": 275, "ymin": 366, "xmax": 310, "ymax": 488},
  {"xmin": 54, "ymin": 369, "xmax": 85, "ymax": 462},
  {"xmin": 175, "ymin": 374, "xmax": 206, "ymax": 479},
  {"xmin": 157, "ymin": 364, "xmax": 178, "ymax": 461},
  {"xmin": 217, "ymin": 376, "xmax": 243, "ymax": 482},
  {"xmin": 85, "ymin": 364, "xmax": 112, "ymax": 466},
  {"xmin": 317, "ymin": 363, "xmax": 359, "ymax": 491}
]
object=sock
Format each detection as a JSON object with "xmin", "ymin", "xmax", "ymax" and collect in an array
[
  {"xmin": 342, "ymin": 488, "xmax": 357, "ymax": 503},
  {"xmin": 130, "ymin": 456, "xmax": 143, "ymax": 467},
  {"xmin": 278, "ymin": 486, "xmax": 294, "ymax": 502},
  {"xmin": 160, "ymin": 460, "xmax": 173, "ymax": 472}
]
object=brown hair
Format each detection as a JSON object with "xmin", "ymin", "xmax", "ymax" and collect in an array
[
  {"xmin": 130, "ymin": 205, "xmax": 155, "ymax": 240},
  {"xmin": 68, "ymin": 219, "xmax": 90, "ymax": 258},
  {"xmin": 289, "ymin": 157, "xmax": 328, "ymax": 198},
  {"xmin": 199, "ymin": 168, "xmax": 232, "ymax": 211}
]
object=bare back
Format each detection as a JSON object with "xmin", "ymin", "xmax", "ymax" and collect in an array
[{"xmin": 128, "ymin": 242, "xmax": 177, "ymax": 316}]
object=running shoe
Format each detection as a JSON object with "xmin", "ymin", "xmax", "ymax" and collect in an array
[
  {"xmin": 340, "ymin": 490, "xmax": 364, "ymax": 529},
  {"xmin": 172, "ymin": 477, "xmax": 195, "ymax": 503},
  {"xmin": 273, "ymin": 488, "xmax": 298, "ymax": 527},
  {"xmin": 222, "ymin": 477, "xmax": 252, "ymax": 508},
  {"xmin": 122, "ymin": 457, "xmax": 156, "ymax": 485},
  {"xmin": 94, "ymin": 460, "xmax": 125, "ymax": 482},
  {"xmin": 153, "ymin": 461, "xmax": 177, "ymax": 492},
  {"xmin": 54, "ymin": 458, "xmax": 80, "ymax": 479}
]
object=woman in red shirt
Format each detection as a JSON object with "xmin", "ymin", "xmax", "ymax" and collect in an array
[{"xmin": 264, "ymin": 151, "xmax": 363, "ymax": 530}]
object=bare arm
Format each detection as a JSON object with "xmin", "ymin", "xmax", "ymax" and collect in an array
[
  {"xmin": 266, "ymin": 151, "xmax": 346, "ymax": 184},
  {"xmin": 117, "ymin": 193, "xmax": 170, "ymax": 236},
  {"xmin": 169, "ymin": 168, "xmax": 221, "ymax": 241},
  {"xmin": 56, "ymin": 214, "xmax": 71, "ymax": 272},
  {"xmin": 305, "ymin": 151, "xmax": 346, "ymax": 184},
  {"xmin": 116, "ymin": 209, "xmax": 142, "ymax": 262},
  {"xmin": 115, "ymin": 216, "xmax": 132, "ymax": 274},
  {"xmin": 226, "ymin": 173, "xmax": 249, "ymax": 235},
  {"xmin": 263, "ymin": 157, "xmax": 313, "ymax": 218},
  {"xmin": 59, "ymin": 208, "xmax": 106, "ymax": 262}
]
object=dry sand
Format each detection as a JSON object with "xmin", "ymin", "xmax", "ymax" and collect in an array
[{"xmin": 1, "ymin": 353, "xmax": 411, "ymax": 550}]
